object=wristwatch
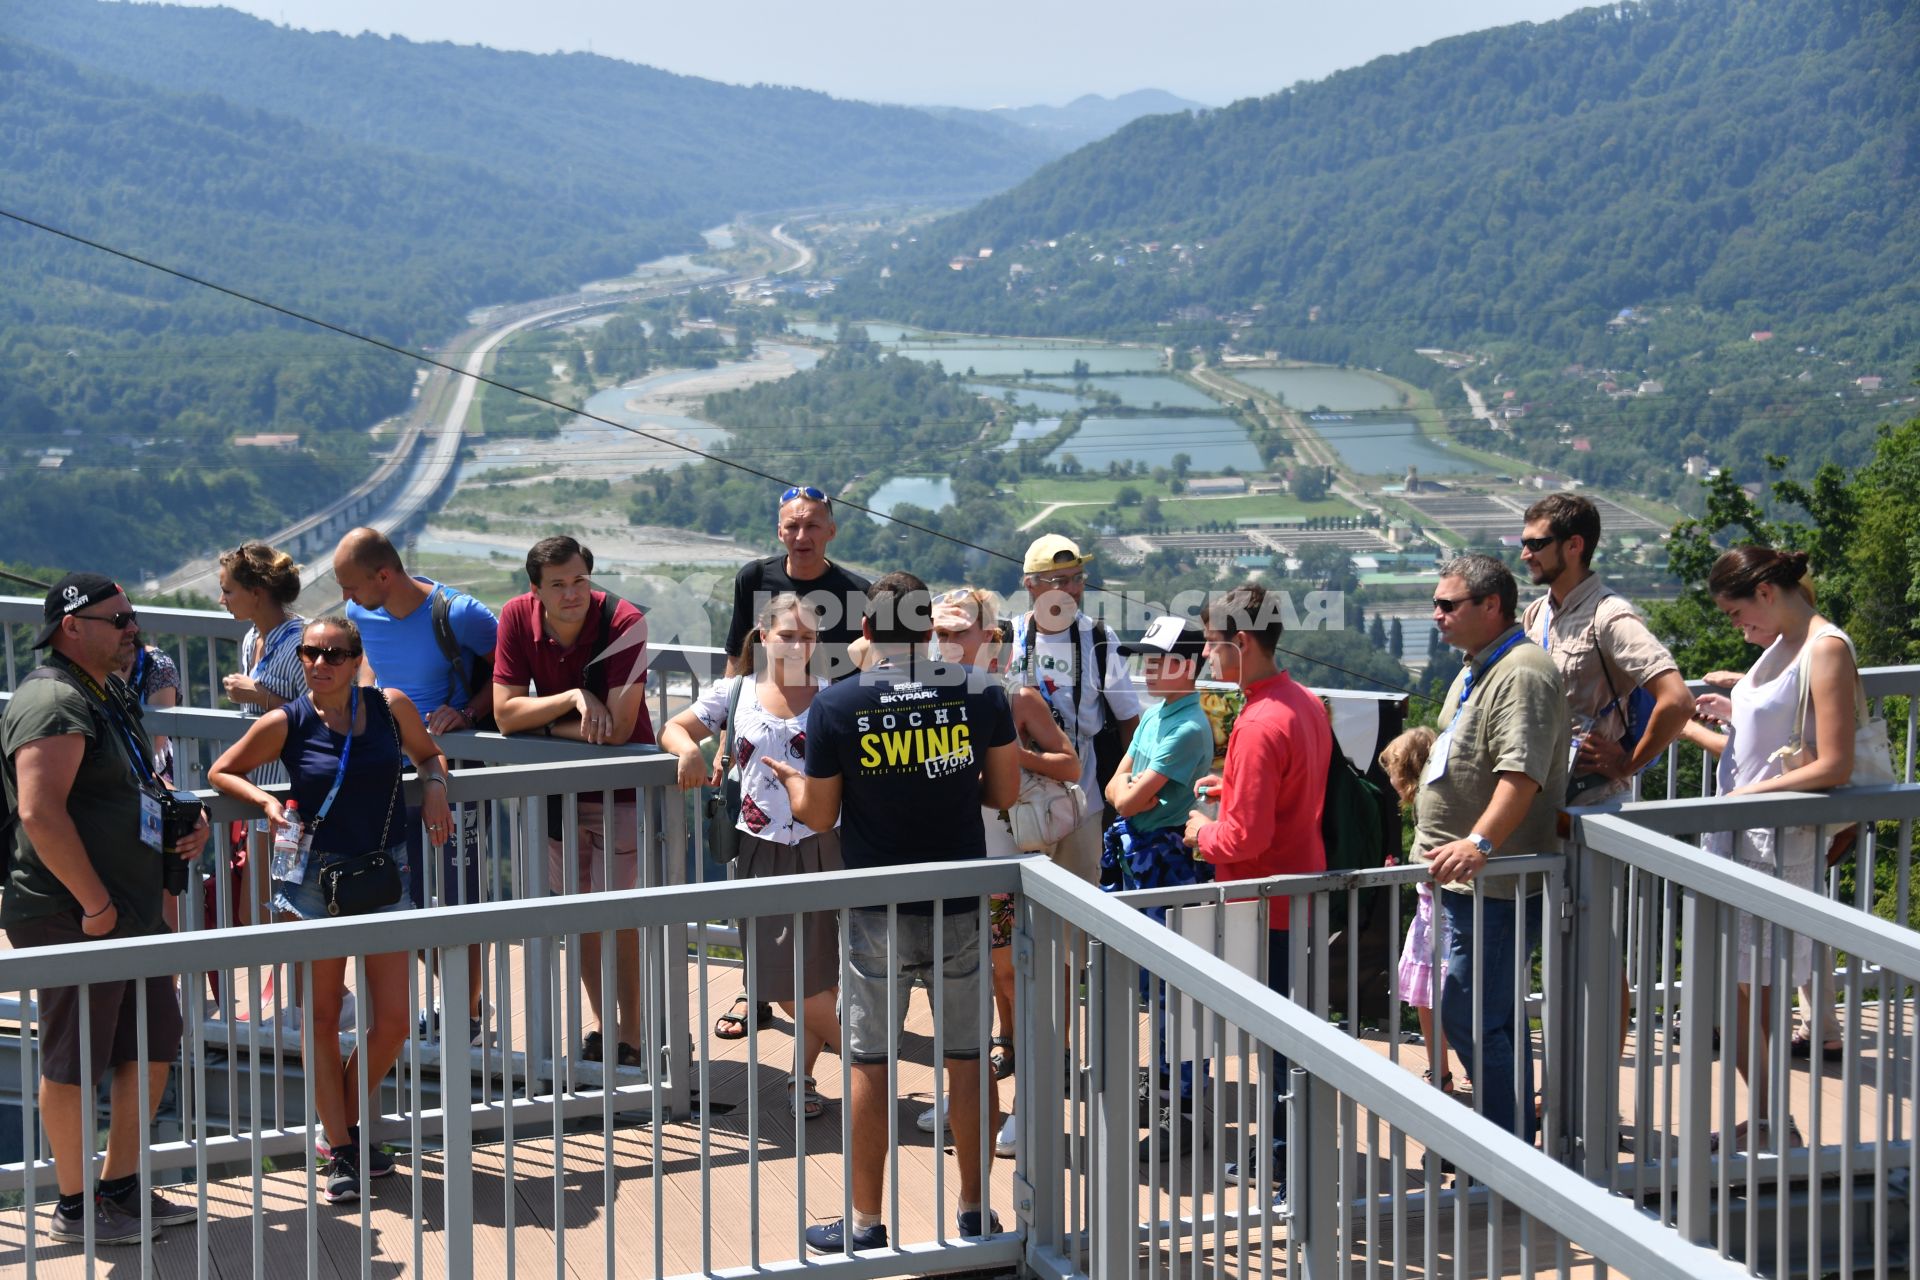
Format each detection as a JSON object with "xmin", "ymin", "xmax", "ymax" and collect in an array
[{"xmin": 1467, "ymin": 832, "xmax": 1494, "ymax": 857}]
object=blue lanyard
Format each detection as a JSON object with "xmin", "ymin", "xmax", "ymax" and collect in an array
[
  {"xmin": 1448, "ymin": 629, "xmax": 1529, "ymax": 727},
  {"xmin": 251, "ymin": 620, "xmax": 299, "ymax": 682},
  {"xmin": 53, "ymin": 656, "xmax": 160, "ymax": 789},
  {"xmin": 311, "ymin": 687, "xmax": 358, "ymax": 827}
]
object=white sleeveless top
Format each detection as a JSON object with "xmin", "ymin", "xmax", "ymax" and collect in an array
[{"xmin": 1704, "ymin": 623, "xmax": 1850, "ymax": 862}]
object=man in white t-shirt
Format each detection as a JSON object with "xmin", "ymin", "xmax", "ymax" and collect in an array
[{"xmin": 1004, "ymin": 534, "xmax": 1141, "ymax": 882}]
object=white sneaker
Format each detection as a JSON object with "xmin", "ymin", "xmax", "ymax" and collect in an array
[
  {"xmin": 916, "ymin": 1098, "xmax": 949, "ymax": 1135},
  {"xmin": 995, "ymin": 1112, "xmax": 1017, "ymax": 1158}
]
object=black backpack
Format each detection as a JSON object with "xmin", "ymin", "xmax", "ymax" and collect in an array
[{"xmin": 429, "ymin": 585, "xmax": 496, "ymax": 730}]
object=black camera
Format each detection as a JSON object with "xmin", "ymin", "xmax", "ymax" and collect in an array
[{"xmin": 156, "ymin": 789, "xmax": 202, "ymax": 895}]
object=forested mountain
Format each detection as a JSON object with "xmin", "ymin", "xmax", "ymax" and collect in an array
[
  {"xmin": 0, "ymin": 0, "xmax": 1051, "ymax": 577},
  {"xmin": 834, "ymin": 0, "xmax": 1920, "ymax": 498},
  {"xmin": 925, "ymin": 90, "xmax": 1211, "ymax": 152},
  {"xmin": 8, "ymin": 0, "xmax": 1053, "ymax": 219}
]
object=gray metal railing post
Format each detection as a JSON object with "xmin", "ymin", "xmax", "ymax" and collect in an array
[
  {"xmin": 443, "ymin": 949, "xmax": 475, "ymax": 1274},
  {"xmin": 1570, "ymin": 836, "xmax": 1622, "ymax": 1178},
  {"xmin": 522, "ymin": 796, "xmax": 555, "ymax": 1074},
  {"xmin": 1018, "ymin": 896, "xmax": 1066, "ymax": 1269},
  {"xmin": 658, "ymin": 787, "xmax": 694, "ymax": 1118},
  {"xmin": 1091, "ymin": 938, "xmax": 1133, "ymax": 1278},
  {"xmin": 1675, "ymin": 888, "xmax": 1719, "ymax": 1245},
  {"xmin": 1295, "ymin": 1066, "xmax": 1338, "ymax": 1278}
]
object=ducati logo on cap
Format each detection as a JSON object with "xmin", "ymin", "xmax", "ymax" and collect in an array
[{"xmin": 62, "ymin": 585, "xmax": 83, "ymax": 608}]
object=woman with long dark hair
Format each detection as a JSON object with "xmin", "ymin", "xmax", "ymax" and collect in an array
[{"xmin": 1682, "ymin": 545, "xmax": 1863, "ymax": 1149}]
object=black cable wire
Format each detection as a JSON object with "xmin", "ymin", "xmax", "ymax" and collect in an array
[{"xmin": 0, "ymin": 205, "xmax": 1438, "ymax": 703}]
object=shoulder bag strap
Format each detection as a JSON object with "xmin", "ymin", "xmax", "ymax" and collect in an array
[
  {"xmin": 373, "ymin": 689, "xmax": 403, "ymax": 852},
  {"xmin": 717, "ymin": 676, "xmax": 747, "ymax": 778}
]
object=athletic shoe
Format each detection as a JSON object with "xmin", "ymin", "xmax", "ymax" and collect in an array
[
  {"xmin": 994, "ymin": 1112, "xmax": 1017, "ymax": 1158},
  {"xmin": 804, "ymin": 1218, "xmax": 888, "ymax": 1253},
  {"xmin": 105, "ymin": 1183, "xmax": 199, "ymax": 1227},
  {"xmin": 1139, "ymin": 1105, "xmax": 1203, "ymax": 1162},
  {"xmin": 324, "ymin": 1147, "xmax": 365, "ymax": 1204},
  {"xmin": 48, "ymin": 1196, "xmax": 159, "ymax": 1245},
  {"xmin": 957, "ymin": 1208, "xmax": 1003, "ymax": 1237},
  {"xmin": 916, "ymin": 1097, "xmax": 949, "ymax": 1136}
]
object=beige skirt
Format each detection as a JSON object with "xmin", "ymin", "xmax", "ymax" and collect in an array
[{"xmin": 738, "ymin": 828, "xmax": 843, "ymax": 1002}]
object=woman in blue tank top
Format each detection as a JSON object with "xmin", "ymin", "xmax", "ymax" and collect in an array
[{"xmin": 210, "ymin": 617, "xmax": 453, "ymax": 1204}]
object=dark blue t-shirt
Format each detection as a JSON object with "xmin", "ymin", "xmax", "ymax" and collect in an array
[{"xmin": 805, "ymin": 658, "xmax": 1015, "ymax": 910}]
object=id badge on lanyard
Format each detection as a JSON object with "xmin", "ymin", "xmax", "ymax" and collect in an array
[{"xmin": 139, "ymin": 790, "xmax": 164, "ymax": 853}]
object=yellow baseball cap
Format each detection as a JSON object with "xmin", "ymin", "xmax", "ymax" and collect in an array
[{"xmin": 1022, "ymin": 534, "xmax": 1092, "ymax": 575}]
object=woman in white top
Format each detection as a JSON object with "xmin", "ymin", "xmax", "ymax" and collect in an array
[
  {"xmin": 1682, "ymin": 545, "xmax": 1860, "ymax": 1149},
  {"xmin": 660, "ymin": 593, "xmax": 841, "ymax": 1119}
]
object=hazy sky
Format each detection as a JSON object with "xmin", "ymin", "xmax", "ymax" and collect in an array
[{"xmin": 152, "ymin": 0, "xmax": 1600, "ymax": 108}]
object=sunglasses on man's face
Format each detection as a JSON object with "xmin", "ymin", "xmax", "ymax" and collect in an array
[
  {"xmin": 73, "ymin": 610, "xmax": 138, "ymax": 631},
  {"xmin": 1034, "ymin": 571, "xmax": 1085, "ymax": 589},
  {"xmin": 1431, "ymin": 594, "xmax": 1484, "ymax": 614},
  {"xmin": 1519, "ymin": 535, "xmax": 1560, "ymax": 553},
  {"xmin": 297, "ymin": 644, "xmax": 361, "ymax": 666}
]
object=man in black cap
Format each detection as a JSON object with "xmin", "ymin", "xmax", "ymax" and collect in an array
[{"xmin": 2, "ymin": 573, "xmax": 210, "ymax": 1245}]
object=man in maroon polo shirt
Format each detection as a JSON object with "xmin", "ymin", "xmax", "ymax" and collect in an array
[
  {"xmin": 493, "ymin": 535, "xmax": 652, "ymax": 1067},
  {"xmin": 1183, "ymin": 581, "xmax": 1332, "ymax": 1200}
]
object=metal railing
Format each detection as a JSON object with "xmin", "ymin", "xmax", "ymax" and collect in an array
[
  {"xmin": 1568, "ymin": 787, "xmax": 1920, "ymax": 1277},
  {"xmin": 1, "ymin": 839, "xmax": 1754, "ymax": 1279}
]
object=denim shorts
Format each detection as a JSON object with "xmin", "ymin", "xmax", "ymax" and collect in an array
[
  {"xmin": 843, "ymin": 908, "xmax": 984, "ymax": 1064},
  {"xmin": 272, "ymin": 841, "xmax": 415, "ymax": 921}
]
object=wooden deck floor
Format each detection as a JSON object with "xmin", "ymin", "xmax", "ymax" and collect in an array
[{"xmin": 0, "ymin": 953, "xmax": 1908, "ymax": 1278}]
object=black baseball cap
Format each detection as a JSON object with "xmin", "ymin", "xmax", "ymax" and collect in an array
[
  {"xmin": 32, "ymin": 572, "xmax": 125, "ymax": 648},
  {"xmin": 1119, "ymin": 615, "xmax": 1206, "ymax": 661}
]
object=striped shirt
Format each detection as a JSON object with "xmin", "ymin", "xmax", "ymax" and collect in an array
[{"xmin": 239, "ymin": 616, "xmax": 307, "ymax": 788}]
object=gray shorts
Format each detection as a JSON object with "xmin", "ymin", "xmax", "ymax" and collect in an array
[{"xmin": 844, "ymin": 908, "xmax": 984, "ymax": 1064}]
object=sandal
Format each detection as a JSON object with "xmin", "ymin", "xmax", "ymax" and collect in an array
[
  {"xmin": 714, "ymin": 995, "xmax": 755, "ymax": 1040},
  {"xmin": 990, "ymin": 1036, "xmax": 1016, "ymax": 1081},
  {"xmin": 789, "ymin": 1074, "xmax": 825, "ymax": 1120},
  {"xmin": 1709, "ymin": 1117, "xmax": 1805, "ymax": 1152},
  {"xmin": 1789, "ymin": 1033, "xmax": 1845, "ymax": 1062},
  {"xmin": 616, "ymin": 1042, "xmax": 644, "ymax": 1069},
  {"xmin": 581, "ymin": 1030, "xmax": 604, "ymax": 1062},
  {"xmin": 1422, "ymin": 1069, "xmax": 1455, "ymax": 1093}
]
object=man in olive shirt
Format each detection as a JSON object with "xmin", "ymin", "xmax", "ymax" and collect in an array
[
  {"xmin": 2, "ymin": 573, "xmax": 211, "ymax": 1244},
  {"xmin": 1416, "ymin": 555, "xmax": 1569, "ymax": 1140}
]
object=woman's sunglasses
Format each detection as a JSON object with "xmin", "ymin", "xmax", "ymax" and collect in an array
[{"xmin": 297, "ymin": 644, "xmax": 362, "ymax": 665}]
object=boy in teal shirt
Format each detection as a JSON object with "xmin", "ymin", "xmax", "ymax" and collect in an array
[
  {"xmin": 1104, "ymin": 616, "xmax": 1214, "ymax": 890},
  {"xmin": 1104, "ymin": 615, "xmax": 1216, "ymax": 1158}
]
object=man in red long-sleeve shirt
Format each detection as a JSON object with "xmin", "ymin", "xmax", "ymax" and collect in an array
[{"xmin": 1183, "ymin": 582, "xmax": 1332, "ymax": 1201}]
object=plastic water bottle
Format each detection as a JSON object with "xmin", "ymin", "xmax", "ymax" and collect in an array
[{"xmin": 271, "ymin": 800, "xmax": 306, "ymax": 883}]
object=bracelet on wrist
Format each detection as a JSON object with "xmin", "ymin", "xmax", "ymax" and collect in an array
[
  {"xmin": 424, "ymin": 775, "xmax": 448, "ymax": 788},
  {"xmin": 83, "ymin": 900, "xmax": 113, "ymax": 920}
]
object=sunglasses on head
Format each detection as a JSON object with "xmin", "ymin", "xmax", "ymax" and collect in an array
[
  {"xmin": 73, "ymin": 610, "xmax": 138, "ymax": 631},
  {"xmin": 297, "ymin": 644, "xmax": 361, "ymax": 665},
  {"xmin": 1519, "ymin": 535, "xmax": 1560, "ymax": 553},
  {"xmin": 780, "ymin": 485, "xmax": 828, "ymax": 505},
  {"xmin": 1432, "ymin": 594, "xmax": 1485, "ymax": 614}
]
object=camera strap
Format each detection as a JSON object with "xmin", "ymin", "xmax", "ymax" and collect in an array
[{"xmin": 307, "ymin": 686, "xmax": 358, "ymax": 831}]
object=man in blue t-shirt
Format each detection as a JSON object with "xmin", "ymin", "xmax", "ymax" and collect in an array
[
  {"xmin": 767, "ymin": 572, "xmax": 1019, "ymax": 1254},
  {"xmin": 334, "ymin": 526, "xmax": 498, "ymax": 1043}
]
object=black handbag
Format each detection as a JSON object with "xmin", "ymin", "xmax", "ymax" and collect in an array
[
  {"xmin": 703, "ymin": 676, "xmax": 748, "ymax": 865},
  {"xmin": 318, "ymin": 690, "xmax": 407, "ymax": 918}
]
